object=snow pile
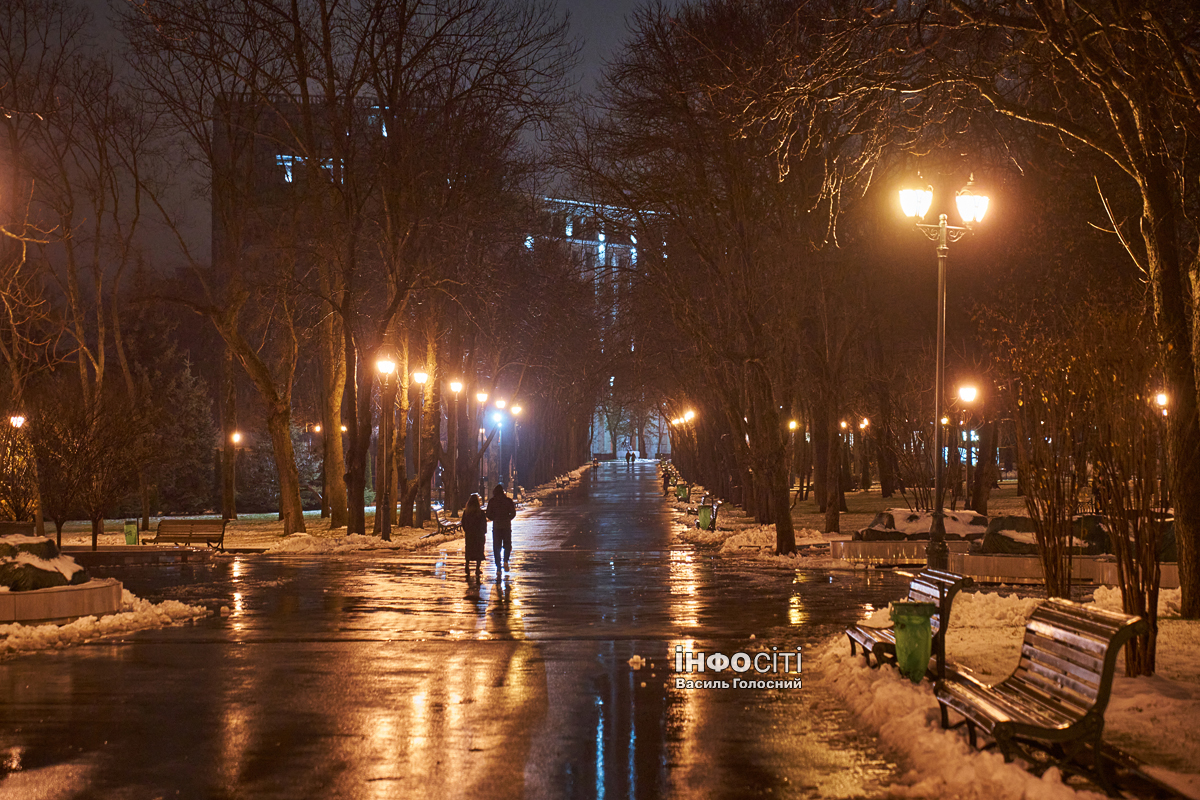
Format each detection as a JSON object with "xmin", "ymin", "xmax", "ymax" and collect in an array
[
  {"xmin": 951, "ymin": 591, "xmax": 1043, "ymax": 628},
  {"xmin": 864, "ymin": 509, "xmax": 987, "ymax": 539},
  {"xmin": 1, "ymin": 535, "xmax": 90, "ymax": 591},
  {"xmin": 814, "ymin": 638, "xmax": 1102, "ymax": 799},
  {"xmin": 1, "ymin": 589, "xmax": 208, "ymax": 657},
  {"xmin": 1090, "ymin": 586, "xmax": 1182, "ymax": 619},
  {"xmin": 718, "ymin": 526, "xmax": 825, "ymax": 554},
  {"xmin": 523, "ymin": 463, "xmax": 592, "ymax": 502},
  {"xmin": 266, "ymin": 531, "xmax": 451, "ymax": 554},
  {"xmin": 12, "ymin": 551, "xmax": 87, "ymax": 581}
]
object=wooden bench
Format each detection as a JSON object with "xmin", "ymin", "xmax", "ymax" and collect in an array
[
  {"xmin": 935, "ymin": 598, "xmax": 1146, "ymax": 794},
  {"xmin": 846, "ymin": 568, "xmax": 974, "ymax": 673},
  {"xmin": 145, "ymin": 518, "xmax": 227, "ymax": 550},
  {"xmin": 433, "ymin": 508, "xmax": 462, "ymax": 533}
]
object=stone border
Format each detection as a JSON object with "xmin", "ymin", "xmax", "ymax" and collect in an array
[
  {"xmin": 830, "ymin": 540, "xmax": 972, "ymax": 566},
  {"xmin": 0, "ymin": 578, "xmax": 123, "ymax": 624}
]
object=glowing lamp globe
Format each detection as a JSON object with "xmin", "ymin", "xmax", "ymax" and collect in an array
[
  {"xmin": 956, "ymin": 176, "xmax": 989, "ymax": 224},
  {"xmin": 899, "ymin": 183, "xmax": 933, "ymax": 220}
]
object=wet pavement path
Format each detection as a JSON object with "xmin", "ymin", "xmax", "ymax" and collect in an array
[{"xmin": 1, "ymin": 462, "xmax": 911, "ymax": 799}]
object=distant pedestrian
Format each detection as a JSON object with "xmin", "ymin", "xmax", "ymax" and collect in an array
[
  {"xmin": 461, "ymin": 494, "xmax": 487, "ymax": 580},
  {"xmin": 662, "ymin": 469, "xmax": 673, "ymax": 496},
  {"xmin": 486, "ymin": 483, "xmax": 518, "ymax": 572}
]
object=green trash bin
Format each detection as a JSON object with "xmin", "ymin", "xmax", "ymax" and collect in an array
[
  {"xmin": 697, "ymin": 504, "xmax": 713, "ymax": 531},
  {"xmin": 675, "ymin": 483, "xmax": 689, "ymax": 501},
  {"xmin": 123, "ymin": 520, "xmax": 139, "ymax": 546},
  {"xmin": 890, "ymin": 601, "xmax": 938, "ymax": 683}
]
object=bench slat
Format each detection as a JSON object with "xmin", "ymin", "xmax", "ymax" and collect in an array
[
  {"xmin": 998, "ymin": 673, "xmax": 1093, "ymax": 722},
  {"xmin": 1022, "ymin": 627, "xmax": 1106, "ymax": 674},
  {"xmin": 1019, "ymin": 632, "xmax": 1105, "ymax": 689},
  {"xmin": 1013, "ymin": 659, "xmax": 1099, "ymax": 706},
  {"xmin": 945, "ymin": 678, "xmax": 1078, "ymax": 731},
  {"xmin": 1031, "ymin": 604, "xmax": 1131, "ymax": 643},
  {"xmin": 989, "ymin": 681, "xmax": 1084, "ymax": 728}
]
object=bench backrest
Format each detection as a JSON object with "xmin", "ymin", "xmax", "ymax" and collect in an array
[
  {"xmin": 907, "ymin": 568, "xmax": 974, "ymax": 633},
  {"xmin": 157, "ymin": 519, "xmax": 226, "ymax": 534},
  {"xmin": 1014, "ymin": 598, "xmax": 1145, "ymax": 717},
  {"xmin": 0, "ymin": 520, "xmax": 36, "ymax": 536}
]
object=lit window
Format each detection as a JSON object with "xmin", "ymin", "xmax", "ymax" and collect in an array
[
  {"xmin": 275, "ymin": 154, "xmax": 343, "ymax": 184},
  {"xmin": 369, "ymin": 106, "xmax": 388, "ymax": 137},
  {"xmin": 276, "ymin": 154, "xmax": 297, "ymax": 182},
  {"xmin": 525, "ymin": 235, "xmax": 535, "ymax": 250},
  {"xmin": 565, "ymin": 220, "xmax": 573, "ymax": 237}
]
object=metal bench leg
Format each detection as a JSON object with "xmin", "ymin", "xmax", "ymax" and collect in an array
[{"xmin": 1091, "ymin": 734, "xmax": 1118, "ymax": 796}]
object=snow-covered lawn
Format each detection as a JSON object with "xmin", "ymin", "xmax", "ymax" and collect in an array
[{"xmin": 668, "ymin": 481, "xmax": 1200, "ymax": 797}]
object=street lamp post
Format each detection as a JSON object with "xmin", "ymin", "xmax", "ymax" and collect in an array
[
  {"xmin": 958, "ymin": 385, "xmax": 978, "ymax": 507},
  {"xmin": 493, "ymin": 411, "xmax": 504, "ymax": 489},
  {"xmin": 413, "ymin": 370, "xmax": 429, "ymax": 526},
  {"xmin": 859, "ymin": 417, "xmax": 871, "ymax": 491},
  {"xmin": 788, "ymin": 420, "xmax": 798, "ymax": 488},
  {"xmin": 476, "ymin": 391, "xmax": 488, "ymax": 494},
  {"xmin": 228, "ymin": 431, "xmax": 242, "ymax": 522},
  {"xmin": 376, "ymin": 354, "xmax": 397, "ymax": 541},
  {"xmin": 1155, "ymin": 392, "xmax": 1169, "ymax": 511},
  {"xmin": 511, "ymin": 405, "xmax": 522, "ymax": 489},
  {"xmin": 900, "ymin": 175, "xmax": 989, "ymax": 569},
  {"xmin": 448, "ymin": 381, "xmax": 463, "ymax": 516}
]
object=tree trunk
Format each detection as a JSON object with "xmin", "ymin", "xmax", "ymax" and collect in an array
[
  {"xmin": 824, "ymin": 414, "xmax": 840, "ymax": 534},
  {"xmin": 91, "ymin": 517, "xmax": 102, "ymax": 551},
  {"xmin": 771, "ymin": 451, "xmax": 796, "ymax": 554},
  {"xmin": 344, "ymin": 346, "xmax": 370, "ymax": 537},
  {"xmin": 266, "ymin": 406, "xmax": 306, "ymax": 535},
  {"xmin": 318, "ymin": 287, "xmax": 347, "ymax": 529},
  {"xmin": 813, "ymin": 403, "xmax": 829, "ymax": 512},
  {"xmin": 1142, "ymin": 170, "xmax": 1200, "ymax": 618},
  {"xmin": 971, "ymin": 420, "xmax": 998, "ymax": 515}
]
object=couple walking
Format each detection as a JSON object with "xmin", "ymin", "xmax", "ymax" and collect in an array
[{"xmin": 462, "ymin": 484, "xmax": 517, "ymax": 579}]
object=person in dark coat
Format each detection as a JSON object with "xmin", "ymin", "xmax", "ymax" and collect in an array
[
  {"xmin": 486, "ymin": 483, "xmax": 518, "ymax": 571},
  {"xmin": 461, "ymin": 493, "xmax": 487, "ymax": 580}
]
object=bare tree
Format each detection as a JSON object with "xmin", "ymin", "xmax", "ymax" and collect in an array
[{"xmin": 881, "ymin": 0, "xmax": 1200, "ymax": 616}]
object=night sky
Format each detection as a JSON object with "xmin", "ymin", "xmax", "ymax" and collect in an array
[
  {"xmin": 90, "ymin": 0, "xmax": 666, "ymax": 94},
  {"xmin": 561, "ymin": 0, "xmax": 652, "ymax": 91}
]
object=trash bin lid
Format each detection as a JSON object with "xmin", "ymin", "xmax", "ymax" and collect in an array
[{"xmin": 889, "ymin": 601, "xmax": 938, "ymax": 622}]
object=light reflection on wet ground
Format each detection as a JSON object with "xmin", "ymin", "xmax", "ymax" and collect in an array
[{"xmin": 0, "ymin": 462, "xmax": 912, "ymax": 798}]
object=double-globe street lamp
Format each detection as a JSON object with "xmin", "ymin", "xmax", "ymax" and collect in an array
[{"xmin": 900, "ymin": 175, "xmax": 990, "ymax": 569}]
